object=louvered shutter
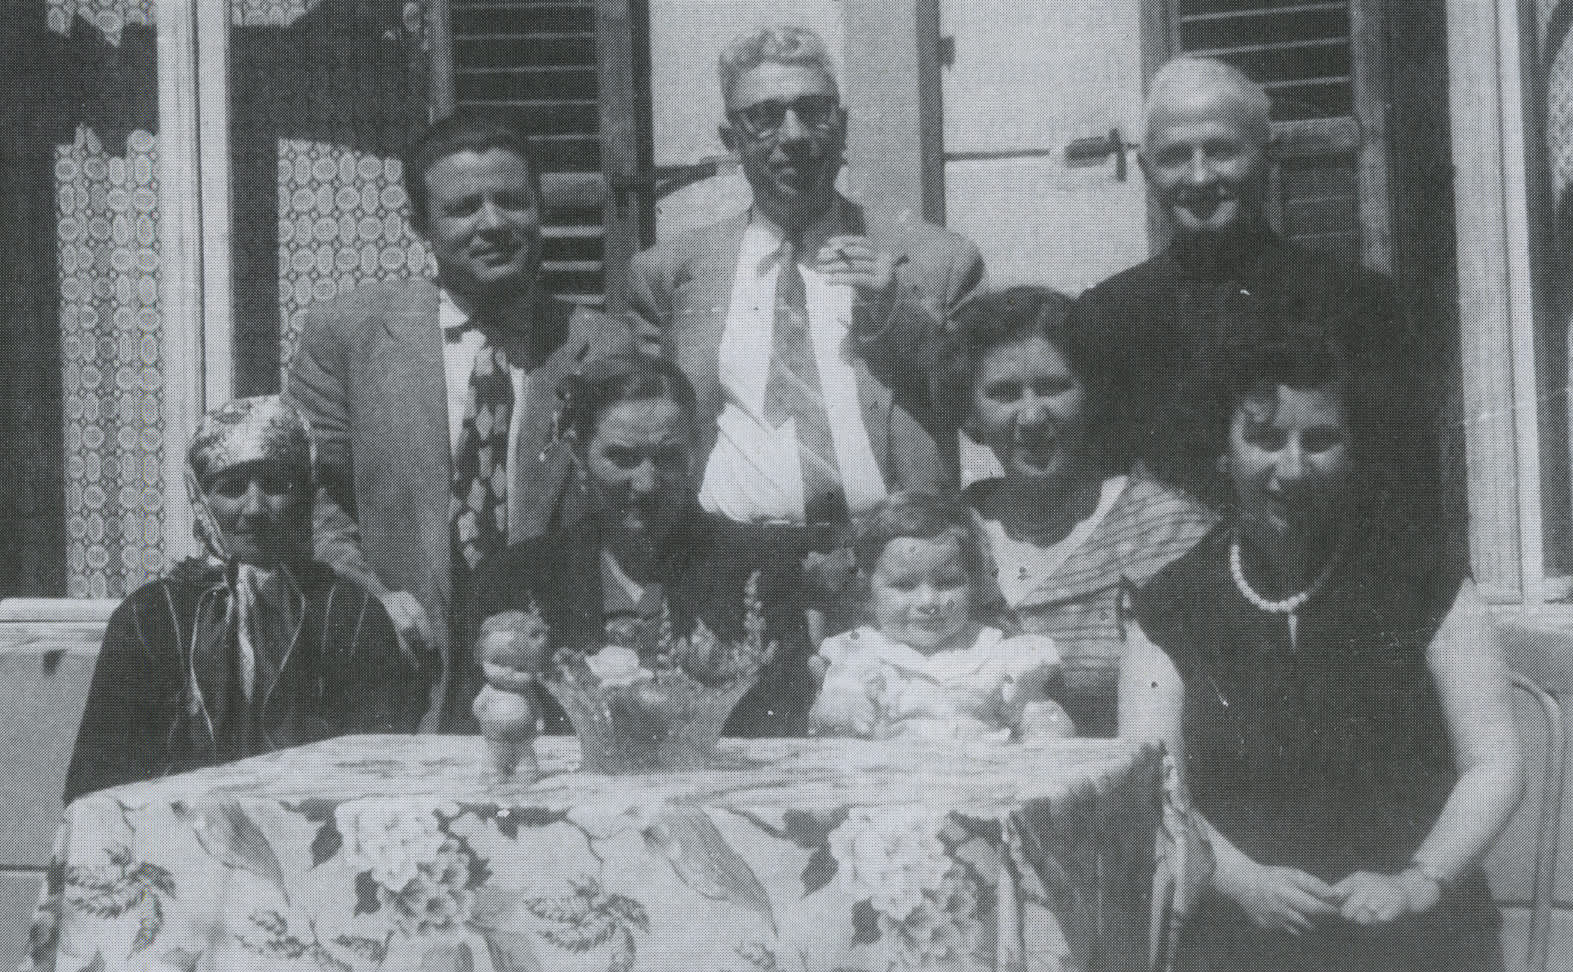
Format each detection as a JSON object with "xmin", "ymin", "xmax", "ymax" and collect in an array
[
  {"xmin": 447, "ymin": 0, "xmax": 650, "ymax": 308},
  {"xmin": 1172, "ymin": 1, "xmax": 1388, "ymax": 269}
]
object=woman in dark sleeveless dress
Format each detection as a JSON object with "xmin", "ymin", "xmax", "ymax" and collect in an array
[{"xmin": 1119, "ymin": 322, "xmax": 1522, "ymax": 972}]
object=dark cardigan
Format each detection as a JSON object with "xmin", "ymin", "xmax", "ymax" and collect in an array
[
  {"xmin": 463, "ymin": 511, "xmax": 815, "ymax": 738},
  {"xmin": 63, "ymin": 559, "xmax": 423, "ymax": 803}
]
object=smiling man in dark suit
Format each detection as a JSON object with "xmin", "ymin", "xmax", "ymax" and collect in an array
[
  {"xmin": 286, "ymin": 113, "xmax": 632, "ymax": 728},
  {"xmin": 629, "ymin": 25, "xmax": 985, "ymax": 533},
  {"xmin": 1078, "ymin": 57, "xmax": 1431, "ymax": 510}
]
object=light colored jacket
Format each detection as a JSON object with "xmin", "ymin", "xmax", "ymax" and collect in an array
[
  {"xmin": 627, "ymin": 197, "xmax": 986, "ymax": 498},
  {"xmin": 284, "ymin": 278, "xmax": 634, "ymax": 724}
]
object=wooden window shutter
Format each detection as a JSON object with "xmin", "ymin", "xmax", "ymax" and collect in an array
[
  {"xmin": 1167, "ymin": 0, "xmax": 1392, "ymax": 271},
  {"xmin": 430, "ymin": 0, "xmax": 652, "ymax": 310}
]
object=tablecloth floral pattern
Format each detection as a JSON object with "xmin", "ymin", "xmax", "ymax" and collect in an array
[{"xmin": 30, "ymin": 736, "xmax": 1181, "ymax": 972}]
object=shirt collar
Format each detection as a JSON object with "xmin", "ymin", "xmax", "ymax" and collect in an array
[
  {"xmin": 749, "ymin": 198, "xmax": 846, "ymax": 270},
  {"xmin": 439, "ymin": 287, "xmax": 471, "ymax": 340},
  {"xmin": 859, "ymin": 626, "xmax": 996, "ymax": 679},
  {"xmin": 439, "ymin": 281, "xmax": 566, "ymax": 369}
]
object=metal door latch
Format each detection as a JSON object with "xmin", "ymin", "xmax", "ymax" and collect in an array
[{"xmin": 1065, "ymin": 128, "xmax": 1136, "ymax": 180}]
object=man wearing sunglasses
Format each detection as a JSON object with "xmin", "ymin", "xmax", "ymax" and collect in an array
[{"xmin": 629, "ymin": 25, "xmax": 984, "ymax": 540}]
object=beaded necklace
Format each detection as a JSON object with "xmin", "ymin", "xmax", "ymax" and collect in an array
[{"xmin": 1228, "ymin": 530, "xmax": 1343, "ymax": 648}]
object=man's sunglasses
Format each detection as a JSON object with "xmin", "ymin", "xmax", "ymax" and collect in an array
[{"xmin": 728, "ymin": 94, "xmax": 841, "ymax": 140}]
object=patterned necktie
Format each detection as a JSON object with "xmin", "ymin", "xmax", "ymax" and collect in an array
[
  {"xmin": 762, "ymin": 239, "xmax": 847, "ymax": 524},
  {"xmin": 450, "ymin": 335, "xmax": 514, "ymax": 571}
]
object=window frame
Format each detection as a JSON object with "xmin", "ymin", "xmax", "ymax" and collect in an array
[
  {"xmin": 0, "ymin": 0, "xmax": 230, "ymax": 626},
  {"xmin": 1447, "ymin": 0, "xmax": 1573, "ymax": 609}
]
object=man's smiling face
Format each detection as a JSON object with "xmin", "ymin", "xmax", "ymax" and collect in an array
[
  {"xmin": 721, "ymin": 62, "xmax": 846, "ymax": 232},
  {"xmin": 418, "ymin": 147, "xmax": 543, "ymax": 305},
  {"xmin": 1140, "ymin": 86, "xmax": 1269, "ymax": 237}
]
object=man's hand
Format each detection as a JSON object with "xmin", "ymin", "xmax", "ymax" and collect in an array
[
  {"xmin": 1333, "ymin": 869, "xmax": 1440, "ymax": 926},
  {"xmin": 381, "ymin": 590, "xmax": 433, "ymax": 663},
  {"xmin": 1218, "ymin": 861, "xmax": 1339, "ymax": 935},
  {"xmin": 818, "ymin": 236, "xmax": 902, "ymax": 308}
]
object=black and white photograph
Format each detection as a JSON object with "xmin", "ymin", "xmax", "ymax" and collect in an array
[{"xmin": 0, "ymin": 1, "xmax": 1566, "ymax": 970}]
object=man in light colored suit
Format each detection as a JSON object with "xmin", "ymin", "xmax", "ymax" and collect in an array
[
  {"xmin": 286, "ymin": 113, "xmax": 632, "ymax": 728},
  {"xmin": 629, "ymin": 25, "xmax": 985, "ymax": 530}
]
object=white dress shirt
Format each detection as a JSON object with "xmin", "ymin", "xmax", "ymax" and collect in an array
[
  {"xmin": 697, "ymin": 209, "xmax": 888, "ymax": 523},
  {"xmin": 439, "ymin": 288, "xmax": 530, "ymax": 530}
]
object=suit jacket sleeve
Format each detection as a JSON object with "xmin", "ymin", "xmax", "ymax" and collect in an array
[
  {"xmin": 349, "ymin": 581, "xmax": 424, "ymax": 726},
  {"xmin": 851, "ymin": 233, "xmax": 986, "ymax": 420},
  {"xmin": 285, "ymin": 304, "xmax": 387, "ymax": 597},
  {"xmin": 626, "ymin": 245, "xmax": 675, "ymax": 352}
]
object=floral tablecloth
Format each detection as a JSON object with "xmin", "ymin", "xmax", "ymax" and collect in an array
[{"xmin": 31, "ymin": 736, "xmax": 1187, "ymax": 972}]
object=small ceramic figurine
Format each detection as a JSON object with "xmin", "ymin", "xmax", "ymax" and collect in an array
[{"xmin": 471, "ymin": 607, "xmax": 551, "ymax": 779}]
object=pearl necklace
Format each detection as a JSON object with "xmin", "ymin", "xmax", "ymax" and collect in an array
[{"xmin": 1229, "ymin": 532, "xmax": 1342, "ymax": 648}]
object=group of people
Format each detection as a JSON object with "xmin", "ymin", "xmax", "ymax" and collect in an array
[{"xmin": 63, "ymin": 25, "xmax": 1523, "ymax": 972}]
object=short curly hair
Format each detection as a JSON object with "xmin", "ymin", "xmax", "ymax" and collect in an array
[
  {"xmin": 1210, "ymin": 290, "xmax": 1376, "ymax": 464},
  {"xmin": 936, "ymin": 286, "xmax": 1113, "ymax": 473},
  {"xmin": 851, "ymin": 490, "xmax": 985, "ymax": 593},
  {"xmin": 717, "ymin": 25, "xmax": 840, "ymax": 107}
]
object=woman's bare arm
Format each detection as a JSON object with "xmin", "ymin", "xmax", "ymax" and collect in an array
[
  {"xmin": 1415, "ymin": 577, "xmax": 1525, "ymax": 880},
  {"xmin": 1333, "ymin": 577, "xmax": 1525, "ymax": 923},
  {"xmin": 1120, "ymin": 619, "xmax": 1340, "ymax": 933}
]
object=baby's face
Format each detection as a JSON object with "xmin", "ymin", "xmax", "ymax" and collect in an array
[{"xmin": 868, "ymin": 534, "xmax": 973, "ymax": 655}]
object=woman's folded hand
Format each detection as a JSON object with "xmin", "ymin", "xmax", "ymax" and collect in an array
[
  {"xmin": 1333, "ymin": 869, "xmax": 1441, "ymax": 925},
  {"xmin": 1220, "ymin": 861, "xmax": 1339, "ymax": 935}
]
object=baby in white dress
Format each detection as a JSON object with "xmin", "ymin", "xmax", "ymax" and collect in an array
[{"xmin": 808, "ymin": 492, "xmax": 1073, "ymax": 741}]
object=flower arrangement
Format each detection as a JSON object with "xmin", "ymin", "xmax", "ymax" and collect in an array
[{"xmin": 541, "ymin": 571, "xmax": 777, "ymax": 774}]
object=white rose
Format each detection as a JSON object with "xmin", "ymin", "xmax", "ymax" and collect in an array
[
  {"xmin": 828, "ymin": 807, "xmax": 951, "ymax": 921},
  {"xmin": 584, "ymin": 646, "xmax": 653, "ymax": 688},
  {"xmin": 334, "ymin": 799, "xmax": 449, "ymax": 892}
]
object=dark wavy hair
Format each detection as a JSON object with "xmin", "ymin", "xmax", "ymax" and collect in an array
[
  {"xmin": 1210, "ymin": 290, "xmax": 1378, "ymax": 466},
  {"xmin": 402, "ymin": 111, "xmax": 543, "ymax": 234},
  {"xmin": 557, "ymin": 353, "xmax": 699, "ymax": 446},
  {"xmin": 936, "ymin": 285, "xmax": 1112, "ymax": 473}
]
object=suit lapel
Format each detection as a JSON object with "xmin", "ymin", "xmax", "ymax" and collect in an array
[
  {"xmin": 509, "ymin": 297, "xmax": 581, "ymax": 539},
  {"xmin": 378, "ymin": 280, "xmax": 448, "ymax": 464},
  {"xmin": 668, "ymin": 211, "xmax": 749, "ymax": 463}
]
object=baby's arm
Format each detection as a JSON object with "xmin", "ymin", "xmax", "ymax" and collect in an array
[
  {"xmin": 807, "ymin": 647, "xmax": 886, "ymax": 738},
  {"xmin": 992, "ymin": 634, "xmax": 1074, "ymax": 737}
]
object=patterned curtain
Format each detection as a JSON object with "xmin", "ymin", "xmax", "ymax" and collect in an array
[
  {"xmin": 40, "ymin": 0, "xmax": 429, "ymax": 595},
  {"xmin": 54, "ymin": 126, "xmax": 168, "ymax": 598},
  {"xmin": 276, "ymin": 144, "xmax": 430, "ymax": 369}
]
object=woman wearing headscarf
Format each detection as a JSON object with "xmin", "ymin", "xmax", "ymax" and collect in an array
[{"xmin": 62, "ymin": 396, "xmax": 428, "ymax": 803}]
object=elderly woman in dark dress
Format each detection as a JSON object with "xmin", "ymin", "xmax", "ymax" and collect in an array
[
  {"xmin": 937, "ymin": 286, "xmax": 1216, "ymax": 735},
  {"xmin": 465, "ymin": 353, "xmax": 813, "ymax": 736},
  {"xmin": 1119, "ymin": 320, "xmax": 1523, "ymax": 972},
  {"xmin": 63, "ymin": 397, "xmax": 426, "ymax": 804}
]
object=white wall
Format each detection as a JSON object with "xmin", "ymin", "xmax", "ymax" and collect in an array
[{"xmin": 939, "ymin": 0, "xmax": 1152, "ymax": 293}]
